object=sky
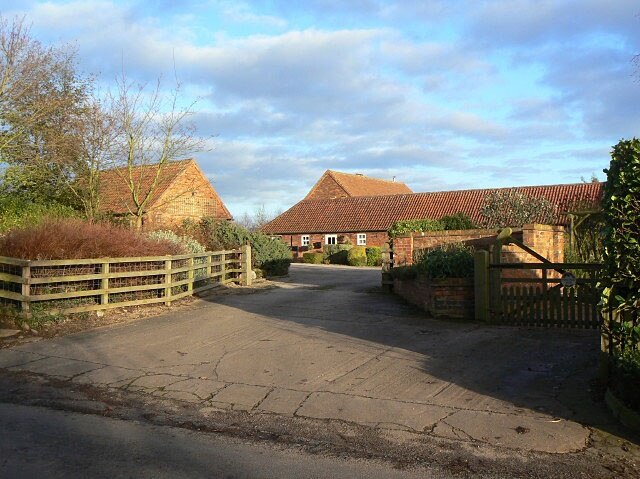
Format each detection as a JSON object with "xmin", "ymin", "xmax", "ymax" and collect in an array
[{"xmin": 3, "ymin": 0, "xmax": 639, "ymax": 218}]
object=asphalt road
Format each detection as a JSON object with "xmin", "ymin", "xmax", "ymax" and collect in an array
[{"xmin": 0, "ymin": 402, "xmax": 452, "ymax": 479}]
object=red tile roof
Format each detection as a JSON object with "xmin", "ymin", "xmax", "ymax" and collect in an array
[
  {"xmin": 98, "ymin": 159, "xmax": 232, "ymax": 220},
  {"xmin": 304, "ymin": 170, "xmax": 413, "ymax": 199},
  {"xmin": 263, "ymin": 182, "xmax": 604, "ymax": 234},
  {"xmin": 99, "ymin": 159, "xmax": 193, "ymax": 214}
]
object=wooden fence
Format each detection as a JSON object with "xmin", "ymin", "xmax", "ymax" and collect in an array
[{"xmin": 0, "ymin": 245, "xmax": 252, "ymax": 316}]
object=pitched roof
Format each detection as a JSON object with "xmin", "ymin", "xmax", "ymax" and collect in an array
[
  {"xmin": 263, "ymin": 182, "xmax": 604, "ymax": 234},
  {"xmin": 304, "ymin": 170, "xmax": 413, "ymax": 199},
  {"xmin": 98, "ymin": 159, "xmax": 232, "ymax": 219},
  {"xmin": 99, "ymin": 159, "xmax": 193, "ymax": 214}
]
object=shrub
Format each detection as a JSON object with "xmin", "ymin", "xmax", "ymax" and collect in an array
[
  {"xmin": 347, "ymin": 246, "xmax": 367, "ymax": 266},
  {"xmin": 439, "ymin": 212, "xmax": 476, "ymax": 230},
  {"xmin": 303, "ymin": 252, "xmax": 323, "ymax": 264},
  {"xmin": 147, "ymin": 230, "xmax": 206, "ymax": 254},
  {"xmin": 249, "ymin": 232, "xmax": 292, "ymax": 277},
  {"xmin": 414, "ymin": 243, "xmax": 474, "ymax": 279},
  {"xmin": 0, "ymin": 219, "xmax": 183, "ymax": 259},
  {"xmin": 479, "ymin": 190, "xmax": 554, "ymax": 228},
  {"xmin": 609, "ymin": 349, "xmax": 640, "ymax": 413},
  {"xmin": 365, "ymin": 246, "xmax": 382, "ymax": 266},
  {"xmin": 388, "ymin": 219, "xmax": 442, "ymax": 238},
  {"xmin": 200, "ymin": 218, "xmax": 249, "ymax": 250},
  {"xmin": 0, "ymin": 196, "xmax": 77, "ymax": 233},
  {"xmin": 601, "ymin": 138, "xmax": 640, "ymax": 351},
  {"xmin": 323, "ymin": 244, "xmax": 351, "ymax": 264},
  {"xmin": 389, "ymin": 265, "xmax": 418, "ymax": 280}
]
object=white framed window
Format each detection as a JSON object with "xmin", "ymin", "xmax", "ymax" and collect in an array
[
  {"xmin": 357, "ymin": 233, "xmax": 367, "ymax": 246},
  {"xmin": 325, "ymin": 234, "xmax": 337, "ymax": 245},
  {"xmin": 301, "ymin": 235, "xmax": 310, "ymax": 246}
]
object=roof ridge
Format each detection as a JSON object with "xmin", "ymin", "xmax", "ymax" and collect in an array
[
  {"xmin": 328, "ymin": 169, "xmax": 407, "ymax": 186},
  {"xmin": 296, "ymin": 181, "xmax": 604, "ymax": 203}
]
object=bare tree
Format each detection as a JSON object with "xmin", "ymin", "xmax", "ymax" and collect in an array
[
  {"xmin": 0, "ymin": 15, "xmax": 92, "ymax": 204},
  {"xmin": 110, "ymin": 72, "xmax": 205, "ymax": 229}
]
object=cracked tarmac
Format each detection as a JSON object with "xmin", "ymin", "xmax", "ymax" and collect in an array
[{"xmin": 1, "ymin": 263, "xmax": 639, "ymax": 473}]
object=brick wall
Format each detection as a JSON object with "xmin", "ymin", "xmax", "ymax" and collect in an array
[
  {"xmin": 279, "ymin": 231, "xmax": 390, "ymax": 260},
  {"xmin": 393, "ymin": 277, "xmax": 474, "ymax": 320},
  {"xmin": 392, "ymin": 224, "xmax": 565, "ymax": 267},
  {"xmin": 146, "ymin": 162, "xmax": 229, "ymax": 228},
  {"xmin": 305, "ymin": 175, "xmax": 348, "ymax": 200}
]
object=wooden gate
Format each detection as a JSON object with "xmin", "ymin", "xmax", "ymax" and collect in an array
[{"xmin": 475, "ymin": 228, "xmax": 602, "ymax": 328}]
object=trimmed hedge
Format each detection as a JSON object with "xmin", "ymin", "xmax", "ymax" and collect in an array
[
  {"xmin": 365, "ymin": 246, "xmax": 382, "ymax": 266},
  {"xmin": 0, "ymin": 196, "xmax": 77, "ymax": 233},
  {"xmin": 323, "ymin": 244, "xmax": 351, "ymax": 264},
  {"xmin": 347, "ymin": 246, "xmax": 367, "ymax": 266},
  {"xmin": 302, "ymin": 252, "xmax": 323, "ymax": 264}
]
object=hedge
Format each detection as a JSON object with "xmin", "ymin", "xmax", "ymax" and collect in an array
[
  {"xmin": 365, "ymin": 246, "xmax": 382, "ymax": 266},
  {"xmin": 347, "ymin": 246, "xmax": 367, "ymax": 266},
  {"xmin": 302, "ymin": 252, "xmax": 323, "ymax": 264}
]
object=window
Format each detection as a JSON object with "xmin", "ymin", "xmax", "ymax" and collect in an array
[
  {"xmin": 357, "ymin": 233, "xmax": 367, "ymax": 246},
  {"xmin": 325, "ymin": 234, "xmax": 337, "ymax": 245},
  {"xmin": 301, "ymin": 235, "xmax": 310, "ymax": 246}
]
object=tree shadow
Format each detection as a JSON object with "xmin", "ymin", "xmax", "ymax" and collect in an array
[{"xmin": 202, "ymin": 264, "xmax": 639, "ymax": 444}]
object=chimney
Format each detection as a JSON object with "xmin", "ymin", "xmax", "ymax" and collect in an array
[{"xmin": 392, "ymin": 176, "xmax": 396, "ymax": 182}]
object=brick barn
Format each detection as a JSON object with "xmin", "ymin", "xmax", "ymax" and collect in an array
[
  {"xmin": 261, "ymin": 174, "xmax": 604, "ymax": 257},
  {"xmin": 98, "ymin": 159, "xmax": 232, "ymax": 228}
]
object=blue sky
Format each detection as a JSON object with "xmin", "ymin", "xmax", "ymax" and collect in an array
[{"xmin": 3, "ymin": 0, "xmax": 639, "ymax": 218}]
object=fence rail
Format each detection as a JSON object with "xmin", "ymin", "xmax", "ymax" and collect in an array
[{"xmin": 0, "ymin": 245, "xmax": 252, "ymax": 316}]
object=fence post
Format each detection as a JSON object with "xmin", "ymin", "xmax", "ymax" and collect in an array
[
  {"xmin": 220, "ymin": 252, "xmax": 227, "ymax": 284},
  {"xmin": 164, "ymin": 258, "xmax": 172, "ymax": 306},
  {"xmin": 488, "ymin": 240, "xmax": 502, "ymax": 323},
  {"xmin": 381, "ymin": 242, "xmax": 393, "ymax": 292},
  {"xmin": 241, "ymin": 244, "xmax": 252, "ymax": 286},
  {"xmin": 474, "ymin": 250, "xmax": 489, "ymax": 322},
  {"xmin": 21, "ymin": 262, "xmax": 31, "ymax": 319},
  {"xmin": 207, "ymin": 254, "xmax": 212, "ymax": 278},
  {"xmin": 187, "ymin": 256, "xmax": 195, "ymax": 294},
  {"xmin": 101, "ymin": 261, "xmax": 110, "ymax": 310}
]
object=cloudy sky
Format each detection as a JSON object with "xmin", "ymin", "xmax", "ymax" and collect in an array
[{"xmin": 4, "ymin": 0, "xmax": 639, "ymax": 218}]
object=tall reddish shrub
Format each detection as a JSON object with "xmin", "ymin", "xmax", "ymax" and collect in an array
[{"xmin": 0, "ymin": 219, "xmax": 184, "ymax": 260}]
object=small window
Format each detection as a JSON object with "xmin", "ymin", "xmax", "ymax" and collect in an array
[
  {"xmin": 325, "ymin": 234, "xmax": 337, "ymax": 245},
  {"xmin": 301, "ymin": 235, "xmax": 310, "ymax": 246},
  {"xmin": 357, "ymin": 233, "xmax": 367, "ymax": 246}
]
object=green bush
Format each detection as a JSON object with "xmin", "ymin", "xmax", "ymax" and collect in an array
[
  {"xmin": 388, "ymin": 219, "xmax": 443, "ymax": 238},
  {"xmin": 200, "ymin": 218, "xmax": 249, "ymax": 250},
  {"xmin": 302, "ymin": 252, "xmax": 323, "ymax": 264},
  {"xmin": 347, "ymin": 246, "xmax": 367, "ymax": 266},
  {"xmin": 601, "ymin": 139, "xmax": 640, "ymax": 350},
  {"xmin": 439, "ymin": 212, "xmax": 476, "ymax": 230},
  {"xmin": 365, "ymin": 247, "xmax": 382, "ymax": 266},
  {"xmin": 414, "ymin": 243, "xmax": 474, "ymax": 279},
  {"xmin": 147, "ymin": 230, "xmax": 206, "ymax": 254},
  {"xmin": 389, "ymin": 265, "xmax": 418, "ymax": 280},
  {"xmin": 323, "ymin": 244, "xmax": 351, "ymax": 264},
  {"xmin": 609, "ymin": 349, "xmax": 640, "ymax": 413},
  {"xmin": 249, "ymin": 232, "xmax": 292, "ymax": 277},
  {"xmin": 0, "ymin": 196, "xmax": 77, "ymax": 233}
]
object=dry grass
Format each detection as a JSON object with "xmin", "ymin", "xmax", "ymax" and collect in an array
[{"xmin": 0, "ymin": 219, "xmax": 185, "ymax": 260}]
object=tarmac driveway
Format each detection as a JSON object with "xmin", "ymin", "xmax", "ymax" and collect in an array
[{"xmin": 0, "ymin": 263, "xmax": 608, "ymax": 453}]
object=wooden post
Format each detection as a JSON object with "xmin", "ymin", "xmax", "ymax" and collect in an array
[
  {"xmin": 101, "ymin": 261, "xmax": 110, "ymax": 309},
  {"xmin": 488, "ymin": 240, "xmax": 502, "ymax": 323},
  {"xmin": 206, "ymin": 254, "xmax": 212, "ymax": 278},
  {"xmin": 187, "ymin": 256, "xmax": 195, "ymax": 294},
  {"xmin": 381, "ymin": 242, "xmax": 393, "ymax": 292},
  {"xmin": 474, "ymin": 250, "xmax": 489, "ymax": 322},
  {"xmin": 220, "ymin": 252, "xmax": 226, "ymax": 284},
  {"xmin": 21, "ymin": 263, "xmax": 31, "ymax": 319},
  {"xmin": 241, "ymin": 244, "xmax": 252, "ymax": 286},
  {"xmin": 164, "ymin": 258, "xmax": 172, "ymax": 306}
]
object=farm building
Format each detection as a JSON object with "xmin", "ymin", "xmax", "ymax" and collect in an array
[
  {"xmin": 262, "ymin": 175, "xmax": 604, "ymax": 255},
  {"xmin": 98, "ymin": 159, "xmax": 232, "ymax": 228}
]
